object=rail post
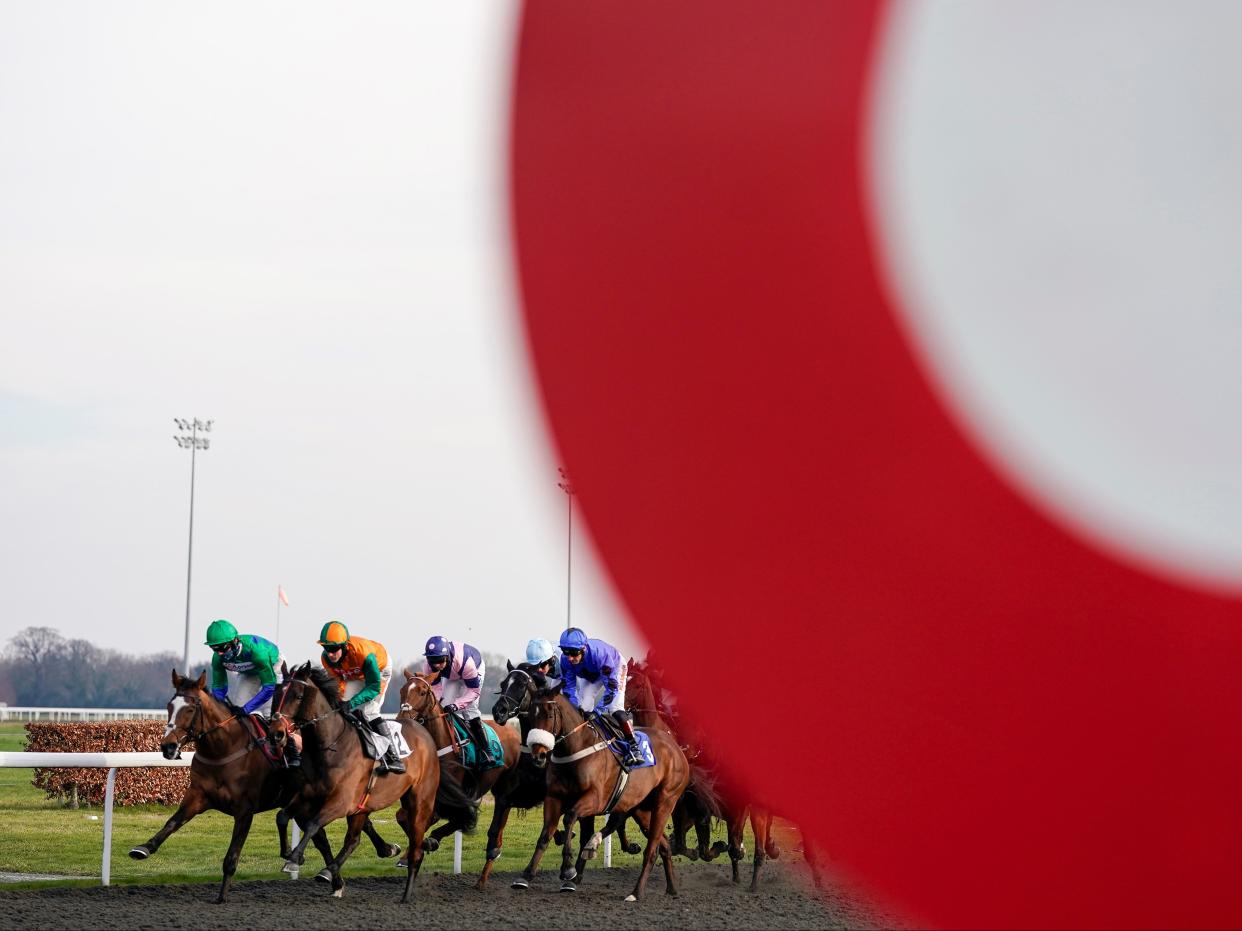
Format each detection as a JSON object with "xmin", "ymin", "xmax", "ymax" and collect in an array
[{"xmin": 101, "ymin": 767, "xmax": 118, "ymax": 885}]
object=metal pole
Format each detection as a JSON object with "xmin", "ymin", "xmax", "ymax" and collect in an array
[
  {"xmin": 454, "ymin": 830, "xmax": 462, "ymax": 874},
  {"xmin": 182, "ymin": 421, "xmax": 197, "ymax": 674},
  {"xmin": 566, "ymin": 491, "xmax": 572, "ymax": 630},
  {"xmin": 604, "ymin": 833, "xmax": 612, "ymax": 867},
  {"xmin": 289, "ymin": 822, "xmax": 300, "ymax": 880},
  {"xmin": 102, "ymin": 767, "xmax": 117, "ymax": 886},
  {"xmin": 276, "ymin": 586, "xmax": 281, "ymax": 645}
]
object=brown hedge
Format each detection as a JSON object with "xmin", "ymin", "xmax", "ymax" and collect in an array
[{"xmin": 25, "ymin": 722, "xmax": 191, "ymax": 806}]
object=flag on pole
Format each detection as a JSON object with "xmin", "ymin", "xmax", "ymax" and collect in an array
[{"xmin": 278, "ymin": 586, "xmax": 289, "ymax": 606}]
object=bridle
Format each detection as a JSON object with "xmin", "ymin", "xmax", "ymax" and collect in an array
[
  {"xmin": 167, "ymin": 692, "xmax": 240, "ymax": 753},
  {"xmin": 494, "ymin": 668, "xmax": 536, "ymax": 722},
  {"xmin": 269, "ymin": 676, "xmax": 351, "ymax": 754},
  {"xmin": 398, "ymin": 676, "xmax": 448, "ymax": 725}
]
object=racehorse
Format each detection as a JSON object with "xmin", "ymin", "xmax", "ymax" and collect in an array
[
  {"xmin": 131, "ymin": 669, "xmax": 399, "ymax": 903},
  {"xmin": 266, "ymin": 662, "xmax": 471, "ymax": 901},
  {"xmin": 394, "ymin": 670, "xmax": 524, "ymax": 884},
  {"xmin": 510, "ymin": 674, "xmax": 690, "ymax": 901},
  {"xmin": 627, "ymin": 658, "xmax": 778, "ymax": 891}
]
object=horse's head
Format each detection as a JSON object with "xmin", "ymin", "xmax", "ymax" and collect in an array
[
  {"xmin": 492, "ymin": 663, "xmax": 543, "ymax": 726},
  {"xmin": 398, "ymin": 669, "xmax": 439, "ymax": 722},
  {"xmin": 524, "ymin": 682, "xmax": 572, "ymax": 769},
  {"xmin": 266, "ymin": 708, "xmax": 293, "ymax": 753},
  {"xmin": 270, "ymin": 660, "xmax": 317, "ymax": 728},
  {"xmin": 161, "ymin": 668, "xmax": 212, "ymax": 760}
]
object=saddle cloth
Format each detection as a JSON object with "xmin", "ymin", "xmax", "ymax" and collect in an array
[
  {"xmin": 449, "ymin": 716, "xmax": 505, "ymax": 768},
  {"xmin": 612, "ymin": 730, "xmax": 656, "ymax": 769},
  {"xmin": 358, "ymin": 719, "xmax": 413, "ymax": 760}
]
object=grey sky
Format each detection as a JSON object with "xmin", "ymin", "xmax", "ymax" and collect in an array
[{"xmin": 0, "ymin": 3, "xmax": 647, "ymax": 673}]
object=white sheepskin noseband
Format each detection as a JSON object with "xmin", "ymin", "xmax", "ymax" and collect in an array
[{"xmin": 527, "ymin": 728, "xmax": 555, "ymax": 751}]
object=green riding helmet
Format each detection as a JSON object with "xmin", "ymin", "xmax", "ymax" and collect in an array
[{"xmin": 204, "ymin": 619, "xmax": 239, "ymax": 647}]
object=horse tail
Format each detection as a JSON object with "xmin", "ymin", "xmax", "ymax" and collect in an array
[
  {"xmin": 433, "ymin": 759, "xmax": 479, "ymax": 826},
  {"xmin": 684, "ymin": 758, "xmax": 726, "ymax": 826}
]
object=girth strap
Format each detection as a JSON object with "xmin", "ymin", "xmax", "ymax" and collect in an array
[{"xmin": 602, "ymin": 766, "xmax": 630, "ymax": 816}]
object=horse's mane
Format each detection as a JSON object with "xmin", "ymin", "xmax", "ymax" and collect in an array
[{"xmin": 305, "ymin": 666, "xmax": 342, "ymax": 709}]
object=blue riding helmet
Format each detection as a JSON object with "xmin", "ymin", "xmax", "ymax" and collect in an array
[
  {"xmin": 424, "ymin": 635, "xmax": 452, "ymax": 659},
  {"xmin": 559, "ymin": 628, "xmax": 588, "ymax": 652},
  {"xmin": 526, "ymin": 638, "xmax": 557, "ymax": 665}
]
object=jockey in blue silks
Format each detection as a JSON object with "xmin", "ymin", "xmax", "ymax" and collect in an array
[{"xmin": 558, "ymin": 627, "xmax": 643, "ymax": 767}]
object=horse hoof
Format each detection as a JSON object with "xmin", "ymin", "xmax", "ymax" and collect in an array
[
  {"xmin": 510, "ymin": 879, "xmax": 530, "ymax": 890},
  {"xmin": 624, "ymin": 894, "xmax": 638, "ymax": 902},
  {"xmin": 686, "ymin": 849, "xmax": 699, "ymax": 861},
  {"xmin": 560, "ymin": 882, "xmax": 577, "ymax": 893},
  {"xmin": 314, "ymin": 869, "xmax": 332, "ymax": 883},
  {"xmin": 554, "ymin": 829, "xmax": 566, "ymax": 844},
  {"xmin": 282, "ymin": 860, "xmax": 301, "ymax": 873},
  {"xmin": 128, "ymin": 846, "xmax": 150, "ymax": 860},
  {"xmin": 383, "ymin": 843, "xmax": 402, "ymax": 859},
  {"xmin": 332, "ymin": 888, "xmax": 344, "ymax": 898},
  {"xmin": 395, "ymin": 858, "xmax": 407, "ymax": 869},
  {"xmin": 624, "ymin": 843, "xmax": 641, "ymax": 855},
  {"xmin": 422, "ymin": 837, "xmax": 440, "ymax": 853}
]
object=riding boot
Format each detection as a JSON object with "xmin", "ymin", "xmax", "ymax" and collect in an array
[
  {"xmin": 283, "ymin": 743, "xmax": 302, "ymax": 769},
  {"xmin": 370, "ymin": 717, "xmax": 405, "ymax": 774},
  {"xmin": 619, "ymin": 718, "xmax": 644, "ymax": 767},
  {"xmin": 467, "ymin": 716, "xmax": 497, "ymax": 768}
]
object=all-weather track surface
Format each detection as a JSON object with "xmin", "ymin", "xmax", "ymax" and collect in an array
[{"xmin": 0, "ymin": 863, "xmax": 912, "ymax": 930}]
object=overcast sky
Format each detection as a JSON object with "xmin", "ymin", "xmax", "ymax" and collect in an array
[{"xmin": 0, "ymin": 2, "xmax": 647, "ymax": 673}]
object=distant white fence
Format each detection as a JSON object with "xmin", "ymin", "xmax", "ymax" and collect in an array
[{"xmin": 0, "ymin": 706, "xmax": 166, "ymax": 722}]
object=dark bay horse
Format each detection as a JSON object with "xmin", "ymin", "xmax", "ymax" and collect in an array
[
  {"xmin": 627, "ymin": 658, "xmax": 778, "ymax": 892},
  {"xmin": 515, "ymin": 679, "xmax": 690, "ymax": 901},
  {"xmin": 267, "ymin": 662, "xmax": 467, "ymax": 902},
  {"xmin": 394, "ymin": 672, "xmax": 529, "ymax": 886},
  {"xmin": 131, "ymin": 669, "xmax": 398, "ymax": 902}
]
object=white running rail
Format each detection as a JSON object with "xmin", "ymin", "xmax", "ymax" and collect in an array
[{"xmin": 0, "ymin": 752, "xmax": 191, "ymax": 886}]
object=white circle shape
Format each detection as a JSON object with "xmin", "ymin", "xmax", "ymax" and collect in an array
[{"xmin": 868, "ymin": 0, "xmax": 1242, "ymax": 592}]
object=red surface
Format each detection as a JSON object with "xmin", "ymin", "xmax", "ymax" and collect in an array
[{"xmin": 510, "ymin": 3, "xmax": 1242, "ymax": 927}]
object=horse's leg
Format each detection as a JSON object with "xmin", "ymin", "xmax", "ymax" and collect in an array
[
  {"xmin": 422, "ymin": 819, "xmax": 455, "ymax": 854},
  {"xmin": 309, "ymin": 827, "xmax": 339, "ymax": 884},
  {"xmin": 363, "ymin": 816, "xmax": 401, "ymax": 858},
  {"xmin": 276, "ymin": 809, "xmax": 292, "ymax": 859},
  {"xmin": 283, "ymin": 812, "xmax": 323, "ymax": 870},
  {"xmin": 129, "ymin": 786, "xmax": 209, "ymax": 859},
  {"xmin": 727, "ymin": 807, "xmax": 748, "ymax": 884},
  {"xmin": 215, "ymin": 811, "xmax": 255, "ymax": 904},
  {"xmin": 559, "ymin": 804, "xmax": 585, "ymax": 887},
  {"xmin": 325, "ymin": 811, "xmax": 368, "ymax": 898},
  {"xmin": 515, "ymin": 795, "xmax": 563, "ymax": 889},
  {"xmin": 617, "ymin": 813, "xmax": 642, "ymax": 855},
  {"xmin": 748, "ymin": 808, "xmax": 774, "ymax": 893},
  {"xmin": 400, "ymin": 787, "xmax": 433, "ymax": 904},
  {"xmin": 573, "ymin": 815, "xmax": 598, "ymax": 884},
  {"xmin": 477, "ymin": 799, "xmax": 512, "ymax": 890},
  {"xmin": 625, "ymin": 791, "xmax": 680, "ymax": 902}
]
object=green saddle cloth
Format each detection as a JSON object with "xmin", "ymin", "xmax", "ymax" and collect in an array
[{"xmin": 450, "ymin": 716, "xmax": 504, "ymax": 769}]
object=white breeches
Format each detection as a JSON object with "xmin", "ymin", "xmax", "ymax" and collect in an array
[
  {"xmin": 577, "ymin": 658, "xmax": 628, "ymax": 714},
  {"xmin": 225, "ymin": 655, "xmax": 285, "ymax": 716},
  {"xmin": 342, "ymin": 662, "xmax": 393, "ymax": 720},
  {"xmin": 441, "ymin": 666, "xmax": 485, "ymax": 721}
]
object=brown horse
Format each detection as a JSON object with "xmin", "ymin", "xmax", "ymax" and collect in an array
[
  {"xmin": 628, "ymin": 658, "xmax": 779, "ymax": 892},
  {"xmin": 516, "ymin": 678, "xmax": 690, "ymax": 901},
  {"xmin": 395, "ymin": 671, "xmax": 532, "ymax": 886},
  {"xmin": 131, "ymin": 670, "xmax": 399, "ymax": 902},
  {"xmin": 267, "ymin": 662, "xmax": 468, "ymax": 901}
]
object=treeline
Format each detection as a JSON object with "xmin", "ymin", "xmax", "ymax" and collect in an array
[{"xmin": 0, "ymin": 626, "xmax": 513, "ymax": 713}]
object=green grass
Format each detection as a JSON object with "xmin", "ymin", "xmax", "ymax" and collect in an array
[{"xmin": 0, "ymin": 725, "xmax": 806, "ymax": 891}]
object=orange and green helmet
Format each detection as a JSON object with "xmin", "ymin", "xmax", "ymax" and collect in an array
[{"xmin": 318, "ymin": 621, "xmax": 350, "ymax": 649}]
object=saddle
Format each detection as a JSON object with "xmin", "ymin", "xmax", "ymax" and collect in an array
[{"xmin": 240, "ymin": 714, "xmax": 283, "ymax": 765}]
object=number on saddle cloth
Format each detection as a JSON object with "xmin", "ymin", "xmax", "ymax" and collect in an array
[{"xmin": 606, "ymin": 727, "xmax": 656, "ymax": 769}]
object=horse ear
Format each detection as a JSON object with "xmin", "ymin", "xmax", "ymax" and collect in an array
[
  {"xmin": 298, "ymin": 660, "xmax": 312, "ymax": 678},
  {"xmin": 550, "ymin": 682, "xmax": 564, "ymax": 696},
  {"xmin": 506, "ymin": 659, "xmax": 513, "ymax": 672},
  {"xmin": 404, "ymin": 667, "xmax": 415, "ymax": 682},
  {"xmin": 280, "ymin": 660, "xmax": 289, "ymax": 680},
  {"xmin": 196, "ymin": 669, "xmax": 207, "ymax": 690},
  {"xmin": 171, "ymin": 668, "xmax": 179, "ymax": 688}
]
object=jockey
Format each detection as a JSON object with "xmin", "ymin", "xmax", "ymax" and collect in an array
[
  {"xmin": 558, "ymin": 627, "xmax": 643, "ymax": 768},
  {"xmin": 204, "ymin": 618, "xmax": 299, "ymax": 768},
  {"xmin": 420, "ymin": 635, "xmax": 495, "ymax": 767},
  {"xmin": 525, "ymin": 637, "xmax": 562, "ymax": 685},
  {"xmin": 317, "ymin": 621, "xmax": 403, "ymax": 774}
]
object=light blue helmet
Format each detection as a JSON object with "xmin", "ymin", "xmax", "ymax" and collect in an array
[
  {"xmin": 558, "ymin": 627, "xmax": 588, "ymax": 652},
  {"xmin": 526, "ymin": 638, "xmax": 557, "ymax": 665}
]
